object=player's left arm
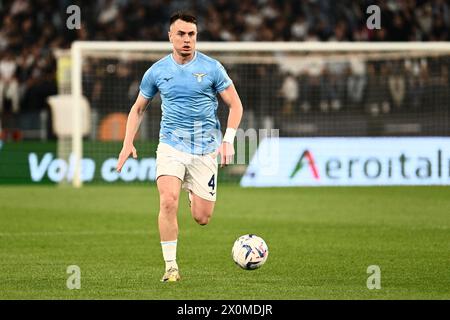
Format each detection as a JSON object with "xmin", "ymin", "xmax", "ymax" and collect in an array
[{"xmin": 218, "ymin": 83, "xmax": 243, "ymax": 167}]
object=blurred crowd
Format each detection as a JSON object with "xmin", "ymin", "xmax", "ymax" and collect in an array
[
  {"xmin": 81, "ymin": 55, "xmax": 450, "ymax": 126},
  {"xmin": 276, "ymin": 58, "xmax": 449, "ymax": 117},
  {"xmin": 0, "ymin": 0, "xmax": 449, "ymax": 140}
]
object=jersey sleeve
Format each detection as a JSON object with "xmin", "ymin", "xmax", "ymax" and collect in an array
[
  {"xmin": 139, "ymin": 67, "xmax": 158, "ymax": 99},
  {"xmin": 213, "ymin": 62, "xmax": 233, "ymax": 93}
]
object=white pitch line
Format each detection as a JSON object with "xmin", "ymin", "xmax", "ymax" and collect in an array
[{"xmin": 0, "ymin": 230, "xmax": 151, "ymax": 237}]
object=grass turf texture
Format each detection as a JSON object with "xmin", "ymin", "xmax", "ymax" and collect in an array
[{"xmin": 0, "ymin": 185, "xmax": 449, "ymax": 299}]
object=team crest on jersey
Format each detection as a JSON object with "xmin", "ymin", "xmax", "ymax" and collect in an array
[{"xmin": 193, "ymin": 73, "xmax": 207, "ymax": 82}]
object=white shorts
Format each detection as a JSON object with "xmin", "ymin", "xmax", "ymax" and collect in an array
[{"xmin": 156, "ymin": 143, "xmax": 218, "ymax": 201}]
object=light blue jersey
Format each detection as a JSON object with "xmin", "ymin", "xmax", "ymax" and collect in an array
[{"xmin": 139, "ymin": 51, "xmax": 232, "ymax": 155}]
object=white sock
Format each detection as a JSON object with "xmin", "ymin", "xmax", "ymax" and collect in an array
[{"xmin": 161, "ymin": 240, "xmax": 178, "ymax": 271}]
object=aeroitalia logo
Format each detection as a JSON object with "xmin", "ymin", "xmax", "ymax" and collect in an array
[
  {"xmin": 290, "ymin": 150, "xmax": 320, "ymax": 180},
  {"xmin": 240, "ymin": 138, "xmax": 450, "ymax": 187}
]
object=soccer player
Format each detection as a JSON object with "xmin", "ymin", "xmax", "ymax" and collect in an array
[{"xmin": 116, "ymin": 12, "xmax": 243, "ymax": 282}]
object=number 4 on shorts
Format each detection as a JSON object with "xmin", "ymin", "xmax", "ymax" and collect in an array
[{"xmin": 208, "ymin": 174, "xmax": 215, "ymax": 190}]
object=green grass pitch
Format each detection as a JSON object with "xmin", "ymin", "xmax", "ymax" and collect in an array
[{"xmin": 0, "ymin": 185, "xmax": 449, "ymax": 299}]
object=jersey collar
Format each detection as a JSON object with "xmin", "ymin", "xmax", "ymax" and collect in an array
[{"xmin": 170, "ymin": 51, "xmax": 197, "ymax": 68}]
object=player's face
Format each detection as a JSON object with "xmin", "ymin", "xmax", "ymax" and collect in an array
[{"xmin": 169, "ymin": 19, "xmax": 197, "ymax": 59}]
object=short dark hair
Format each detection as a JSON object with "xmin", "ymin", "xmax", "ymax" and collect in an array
[{"xmin": 169, "ymin": 12, "xmax": 197, "ymax": 26}]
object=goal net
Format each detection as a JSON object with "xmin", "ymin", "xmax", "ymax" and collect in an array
[{"xmin": 67, "ymin": 42, "xmax": 450, "ymax": 186}]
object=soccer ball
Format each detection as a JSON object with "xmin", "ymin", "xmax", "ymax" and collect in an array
[{"xmin": 232, "ymin": 234, "xmax": 269, "ymax": 270}]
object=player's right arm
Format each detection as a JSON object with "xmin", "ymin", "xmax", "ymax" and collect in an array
[{"xmin": 116, "ymin": 93, "xmax": 149, "ymax": 172}]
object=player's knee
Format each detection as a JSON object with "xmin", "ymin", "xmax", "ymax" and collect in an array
[
  {"xmin": 192, "ymin": 209, "xmax": 212, "ymax": 226},
  {"xmin": 195, "ymin": 216, "xmax": 210, "ymax": 226},
  {"xmin": 160, "ymin": 193, "xmax": 178, "ymax": 214}
]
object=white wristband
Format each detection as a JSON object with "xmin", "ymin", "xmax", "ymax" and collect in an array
[{"xmin": 223, "ymin": 128, "xmax": 236, "ymax": 144}]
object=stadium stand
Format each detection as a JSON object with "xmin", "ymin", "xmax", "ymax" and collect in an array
[{"xmin": 0, "ymin": 0, "xmax": 449, "ymax": 141}]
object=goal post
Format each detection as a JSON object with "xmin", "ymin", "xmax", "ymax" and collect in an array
[
  {"xmin": 71, "ymin": 42, "xmax": 82, "ymax": 188},
  {"xmin": 70, "ymin": 41, "xmax": 450, "ymax": 187}
]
